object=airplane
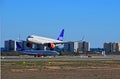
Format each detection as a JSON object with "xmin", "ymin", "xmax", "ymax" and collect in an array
[
  {"xmin": 16, "ymin": 42, "xmax": 60, "ymax": 57},
  {"xmin": 26, "ymin": 29, "xmax": 65, "ymax": 50}
]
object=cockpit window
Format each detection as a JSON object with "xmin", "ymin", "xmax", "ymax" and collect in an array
[{"xmin": 28, "ymin": 36, "xmax": 33, "ymax": 38}]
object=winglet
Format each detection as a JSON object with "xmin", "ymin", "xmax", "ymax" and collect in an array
[{"xmin": 57, "ymin": 29, "xmax": 64, "ymax": 41}]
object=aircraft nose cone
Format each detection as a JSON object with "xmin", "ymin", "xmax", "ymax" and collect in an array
[{"xmin": 26, "ymin": 38, "xmax": 32, "ymax": 42}]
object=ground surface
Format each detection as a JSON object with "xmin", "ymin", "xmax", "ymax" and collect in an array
[{"xmin": 1, "ymin": 60, "xmax": 120, "ymax": 79}]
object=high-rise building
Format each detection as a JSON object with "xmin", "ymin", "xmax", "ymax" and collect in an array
[
  {"xmin": 112, "ymin": 42, "xmax": 117, "ymax": 52},
  {"xmin": 104, "ymin": 42, "xmax": 111, "ymax": 53},
  {"xmin": 77, "ymin": 41, "xmax": 90, "ymax": 53},
  {"xmin": 4, "ymin": 40, "xmax": 16, "ymax": 51},
  {"xmin": 116, "ymin": 43, "xmax": 120, "ymax": 52},
  {"xmin": 104, "ymin": 42, "xmax": 120, "ymax": 53},
  {"xmin": 64, "ymin": 42, "xmax": 78, "ymax": 53}
]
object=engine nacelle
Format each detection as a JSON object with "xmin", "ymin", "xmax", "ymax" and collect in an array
[
  {"xmin": 48, "ymin": 43, "xmax": 55, "ymax": 50},
  {"xmin": 26, "ymin": 42, "xmax": 33, "ymax": 48}
]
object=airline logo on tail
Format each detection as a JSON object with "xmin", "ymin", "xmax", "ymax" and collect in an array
[
  {"xmin": 57, "ymin": 29, "xmax": 64, "ymax": 41},
  {"xmin": 16, "ymin": 42, "xmax": 24, "ymax": 51}
]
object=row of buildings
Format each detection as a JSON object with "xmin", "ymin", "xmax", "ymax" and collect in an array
[
  {"xmin": 64, "ymin": 41, "xmax": 90, "ymax": 53},
  {"xmin": 104, "ymin": 42, "xmax": 120, "ymax": 53},
  {"xmin": 3, "ymin": 40, "xmax": 120, "ymax": 53},
  {"xmin": 4, "ymin": 40, "xmax": 90, "ymax": 53}
]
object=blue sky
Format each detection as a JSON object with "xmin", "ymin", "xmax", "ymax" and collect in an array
[{"xmin": 1, "ymin": 0, "xmax": 120, "ymax": 48}]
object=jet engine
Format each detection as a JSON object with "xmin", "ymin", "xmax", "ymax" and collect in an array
[
  {"xmin": 26, "ymin": 42, "xmax": 33, "ymax": 48},
  {"xmin": 48, "ymin": 43, "xmax": 55, "ymax": 50}
]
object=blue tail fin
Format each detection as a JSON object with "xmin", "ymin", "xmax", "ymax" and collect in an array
[
  {"xmin": 57, "ymin": 29, "xmax": 64, "ymax": 41},
  {"xmin": 16, "ymin": 42, "xmax": 24, "ymax": 51}
]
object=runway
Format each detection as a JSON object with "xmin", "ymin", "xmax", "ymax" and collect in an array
[{"xmin": 1, "ymin": 55, "xmax": 120, "ymax": 61}]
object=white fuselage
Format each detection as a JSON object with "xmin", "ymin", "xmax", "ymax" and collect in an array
[{"xmin": 27, "ymin": 35, "xmax": 62, "ymax": 44}]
